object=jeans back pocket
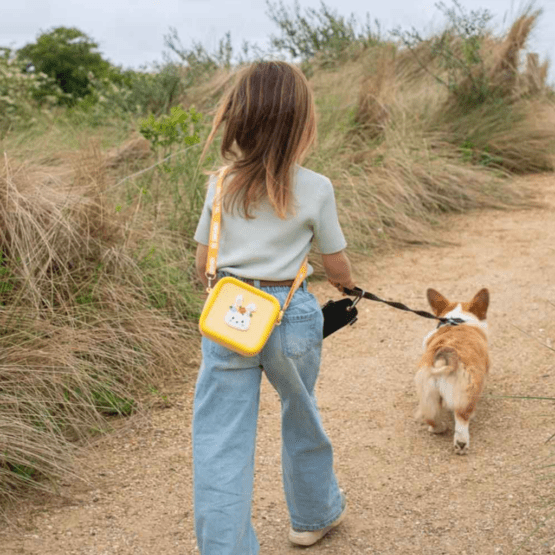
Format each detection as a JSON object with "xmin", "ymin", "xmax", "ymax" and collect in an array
[{"xmin": 280, "ymin": 293, "xmax": 323, "ymax": 358}]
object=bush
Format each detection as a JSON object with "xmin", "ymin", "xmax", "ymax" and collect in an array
[
  {"xmin": 137, "ymin": 105, "xmax": 206, "ymax": 235},
  {"xmin": 265, "ymin": 0, "xmax": 380, "ymax": 69},
  {"xmin": 14, "ymin": 26, "xmax": 113, "ymax": 108},
  {"xmin": 160, "ymin": 27, "xmax": 265, "ymax": 86},
  {"xmin": 0, "ymin": 48, "xmax": 72, "ymax": 139},
  {"xmin": 127, "ymin": 62, "xmax": 186, "ymax": 117},
  {"xmin": 357, "ymin": 2, "xmax": 555, "ymax": 174},
  {"xmin": 391, "ymin": 0, "xmax": 494, "ymax": 109},
  {"xmin": 391, "ymin": 1, "xmax": 549, "ymax": 113}
]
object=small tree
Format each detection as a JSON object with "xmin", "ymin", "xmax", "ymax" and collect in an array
[{"xmin": 14, "ymin": 26, "xmax": 113, "ymax": 107}]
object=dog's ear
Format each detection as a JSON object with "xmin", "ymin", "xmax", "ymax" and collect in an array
[
  {"xmin": 468, "ymin": 288, "xmax": 489, "ymax": 320},
  {"xmin": 426, "ymin": 288, "xmax": 450, "ymax": 316}
]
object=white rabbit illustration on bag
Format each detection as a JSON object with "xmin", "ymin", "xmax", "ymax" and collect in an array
[{"xmin": 225, "ymin": 295, "xmax": 256, "ymax": 331}]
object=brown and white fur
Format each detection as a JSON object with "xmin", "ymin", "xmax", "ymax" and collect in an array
[{"xmin": 415, "ymin": 288, "xmax": 490, "ymax": 455}]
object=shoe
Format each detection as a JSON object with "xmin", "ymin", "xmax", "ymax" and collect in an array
[{"xmin": 288, "ymin": 491, "xmax": 347, "ymax": 546}]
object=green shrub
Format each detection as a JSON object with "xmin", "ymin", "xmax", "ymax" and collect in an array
[
  {"xmin": 14, "ymin": 26, "xmax": 114, "ymax": 108},
  {"xmin": 391, "ymin": 0, "xmax": 493, "ymax": 108},
  {"xmin": 0, "ymin": 48, "xmax": 71, "ymax": 138},
  {"xmin": 138, "ymin": 105, "xmax": 206, "ymax": 233}
]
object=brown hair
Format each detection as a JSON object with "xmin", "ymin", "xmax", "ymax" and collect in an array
[{"xmin": 200, "ymin": 61, "xmax": 317, "ymax": 219}]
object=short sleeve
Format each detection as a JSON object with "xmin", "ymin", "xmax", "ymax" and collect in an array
[
  {"xmin": 193, "ymin": 176, "xmax": 216, "ymax": 245},
  {"xmin": 313, "ymin": 180, "xmax": 347, "ymax": 254}
]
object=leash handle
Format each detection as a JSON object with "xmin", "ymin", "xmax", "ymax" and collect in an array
[{"xmin": 342, "ymin": 287, "xmax": 464, "ymax": 327}]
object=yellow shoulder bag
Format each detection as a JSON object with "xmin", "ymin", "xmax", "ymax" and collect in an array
[{"xmin": 199, "ymin": 168, "xmax": 308, "ymax": 357}]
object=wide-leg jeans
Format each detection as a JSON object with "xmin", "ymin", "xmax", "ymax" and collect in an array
[{"xmin": 192, "ymin": 277, "xmax": 343, "ymax": 554}]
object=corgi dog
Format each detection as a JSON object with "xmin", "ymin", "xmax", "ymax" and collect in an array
[{"xmin": 415, "ymin": 288, "xmax": 490, "ymax": 455}]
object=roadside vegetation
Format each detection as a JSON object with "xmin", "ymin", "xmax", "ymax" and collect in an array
[{"xmin": 0, "ymin": 0, "xmax": 553, "ymax": 508}]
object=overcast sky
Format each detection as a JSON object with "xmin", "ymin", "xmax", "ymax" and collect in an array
[{"xmin": 3, "ymin": 0, "xmax": 554, "ymax": 84}]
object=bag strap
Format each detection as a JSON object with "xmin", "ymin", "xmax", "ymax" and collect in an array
[
  {"xmin": 205, "ymin": 168, "xmax": 308, "ymax": 322},
  {"xmin": 205, "ymin": 168, "xmax": 230, "ymax": 291},
  {"xmin": 277, "ymin": 255, "xmax": 308, "ymax": 325}
]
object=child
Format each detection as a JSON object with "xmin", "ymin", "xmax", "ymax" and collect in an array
[{"xmin": 193, "ymin": 60, "xmax": 356, "ymax": 554}]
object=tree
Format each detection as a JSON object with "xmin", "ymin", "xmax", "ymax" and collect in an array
[{"xmin": 15, "ymin": 26, "xmax": 113, "ymax": 107}]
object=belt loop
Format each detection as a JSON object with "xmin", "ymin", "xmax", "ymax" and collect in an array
[
  {"xmin": 254, "ymin": 279, "xmax": 261, "ymax": 289},
  {"xmin": 302, "ymin": 280, "xmax": 307, "ymax": 291}
]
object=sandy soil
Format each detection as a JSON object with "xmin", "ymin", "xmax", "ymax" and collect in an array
[{"xmin": 1, "ymin": 174, "xmax": 554, "ymax": 555}]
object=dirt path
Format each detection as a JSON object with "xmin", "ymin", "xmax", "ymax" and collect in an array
[{"xmin": 1, "ymin": 174, "xmax": 555, "ymax": 555}]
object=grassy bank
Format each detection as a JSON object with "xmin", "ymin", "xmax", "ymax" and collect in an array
[{"xmin": 0, "ymin": 1, "xmax": 554, "ymax": 504}]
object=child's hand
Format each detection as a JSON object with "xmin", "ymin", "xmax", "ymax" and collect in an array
[{"xmin": 328, "ymin": 280, "xmax": 356, "ymax": 295}]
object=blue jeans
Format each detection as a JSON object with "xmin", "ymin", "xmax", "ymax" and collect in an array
[{"xmin": 192, "ymin": 273, "xmax": 343, "ymax": 554}]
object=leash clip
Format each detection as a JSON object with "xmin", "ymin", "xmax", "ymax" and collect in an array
[
  {"xmin": 205, "ymin": 271, "xmax": 216, "ymax": 293},
  {"xmin": 346, "ymin": 289, "xmax": 364, "ymax": 312}
]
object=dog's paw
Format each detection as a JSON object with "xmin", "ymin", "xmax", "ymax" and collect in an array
[
  {"xmin": 454, "ymin": 426, "xmax": 470, "ymax": 455},
  {"xmin": 427, "ymin": 422, "xmax": 447, "ymax": 434},
  {"xmin": 454, "ymin": 439, "xmax": 469, "ymax": 455}
]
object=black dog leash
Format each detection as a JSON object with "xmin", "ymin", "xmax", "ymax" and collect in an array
[{"xmin": 342, "ymin": 286, "xmax": 465, "ymax": 327}]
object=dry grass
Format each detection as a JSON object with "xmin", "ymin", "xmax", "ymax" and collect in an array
[
  {"xmin": 0, "ymin": 309, "xmax": 191, "ymax": 492},
  {"xmin": 0, "ymin": 144, "xmax": 198, "ymax": 503},
  {"xmin": 523, "ymin": 52, "xmax": 549, "ymax": 96},
  {"xmin": 354, "ymin": 44, "xmax": 396, "ymax": 139},
  {"xmin": 327, "ymin": 10, "xmax": 553, "ymax": 256},
  {"xmin": 337, "ymin": 136, "xmax": 536, "ymax": 254},
  {"xmin": 354, "ymin": 9, "xmax": 555, "ymax": 171},
  {"xmin": 444, "ymin": 96, "xmax": 555, "ymax": 173},
  {"xmin": 487, "ymin": 11, "xmax": 543, "ymax": 97},
  {"xmin": 435, "ymin": 9, "xmax": 555, "ymax": 173}
]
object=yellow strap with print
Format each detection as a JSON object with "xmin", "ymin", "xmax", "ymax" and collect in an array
[{"xmin": 205, "ymin": 168, "xmax": 229, "ymax": 291}]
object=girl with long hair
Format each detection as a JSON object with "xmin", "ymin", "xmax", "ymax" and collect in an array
[{"xmin": 193, "ymin": 60, "xmax": 356, "ymax": 554}]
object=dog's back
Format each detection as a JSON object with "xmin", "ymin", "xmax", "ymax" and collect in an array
[{"xmin": 415, "ymin": 288, "xmax": 489, "ymax": 455}]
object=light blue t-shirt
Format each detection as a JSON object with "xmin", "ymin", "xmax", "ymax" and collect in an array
[{"xmin": 194, "ymin": 165, "xmax": 347, "ymax": 280}]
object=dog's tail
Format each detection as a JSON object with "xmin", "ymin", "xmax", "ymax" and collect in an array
[{"xmin": 431, "ymin": 347, "xmax": 459, "ymax": 375}]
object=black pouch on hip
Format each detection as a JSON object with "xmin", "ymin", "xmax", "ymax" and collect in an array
[{"xmin": 321, "ymin": 298, "xmax": 359, "ymax": 338}]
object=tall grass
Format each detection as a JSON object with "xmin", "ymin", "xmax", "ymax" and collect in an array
[
  {"xmin": 0, "ymin": 0, "xmax": 554, "ymax": 504},
  {"xmin": 307, "ymin": 31, "xmax": 548, "ymax": 253},
  {"xmin": 0, "ymin": 139, "xmax": 199, "ymax": 504},
  {"xmin": 384, "ymin": 5, "xmax": 555, "ymax": 174}
]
